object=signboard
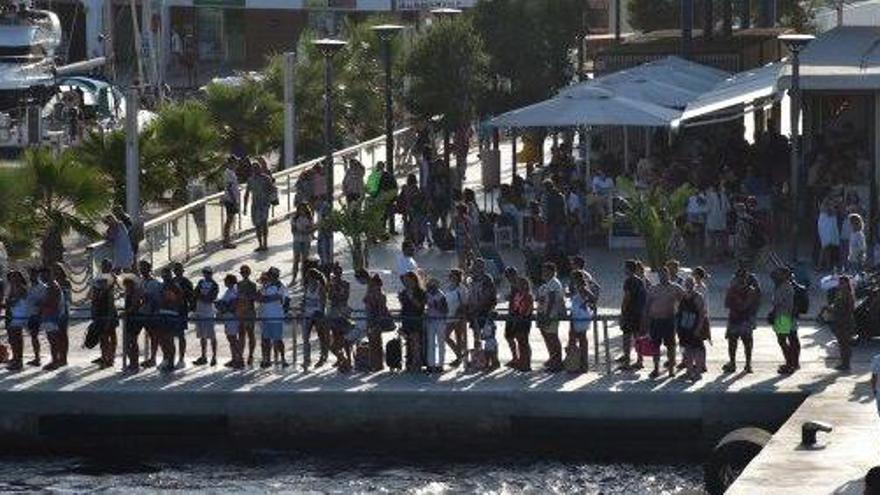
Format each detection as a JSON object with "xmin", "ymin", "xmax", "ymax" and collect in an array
[
  {"xmin": 395, "ymin": 0, "xmax": 475, "ymax": 10},
  {"xmin": 480, "ymin": 149, "xmax": 501, "ymax": 189}
]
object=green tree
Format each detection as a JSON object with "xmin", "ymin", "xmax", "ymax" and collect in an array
[
  {"xmin": 473, "ymin": 0, "xmax": 594, "ymax": 113},
  {"xmin": 203, "ymin": 80, "xmax": 283, "ymax": 157},
  {"xmin": 612, "ymin": 177, "xmax": 693, "ymax": 270},
  {"xmin": 627, "ymin": 0, "xmax": 680, "ymax": 33},
  {"xmin": 262, "ymin": 18, "xmax": 402, "ymax": 163},
  {"xmin": 0, "ymin": 168, "xmax": 33, "ymax": 258},
  {"xmin": 324, "ymin": 192, "xmax": 395, "ymax": 270},
  {"xmin": 403, "ymin": 17, "xmax": 489, "ymax": 175},
  {"xmin": 148, "ymin": 99, "xmax": 223, "ymax": 204},
  {"xmin": 15, "ymin": 148, "xmax": 113, "ymax": 265},
  {"xmin": 72, "ymin": 128, "xmax": 168, "ymax": 208}
]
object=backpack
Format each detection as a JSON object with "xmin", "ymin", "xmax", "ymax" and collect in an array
[
  {"xmin": 366, "ymin": 169, "xmax": 382, "ymax": 197},
  {"xmin": 793, "ymin": 282, "xmax": 810, "ymax": 317},
  {"xmin": 354, "ymin": 342, "xmax": 372, "ymax": 372}
]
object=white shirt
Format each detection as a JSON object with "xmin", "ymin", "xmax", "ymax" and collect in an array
[
  {"xmin": 537, "ymin": 277, "xmax": 566, "ymax": 317},
  {"xmin": 817, "ymin": 212, "xmax": 840, "ymax": 248},
  {"xmin": 260, "ymin": 283, "xmax": 288, "ymax": 320},
  {"xmin": 591, "ymin": 176, "xmax": 614, "ymax": 195},
  {"xmin": 395, "ymin": 254, "xmax": 418, "ymax": 279},
  {"xmin": 445, "ymin": 285, "xmax": 463, "ymax": 317}
]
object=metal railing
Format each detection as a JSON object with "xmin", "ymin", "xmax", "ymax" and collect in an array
[
  {"xmin": 59, "ymin": 310, "xmax": 619, "ymax": 375},
  {"xmin": 84, "ymin": 127, "xmax": 417, "ymax": 285}
]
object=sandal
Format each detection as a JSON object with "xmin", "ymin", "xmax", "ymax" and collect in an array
[{"xmin": 721, "ymin": 362, "xmax": 736, "ymax": 373}]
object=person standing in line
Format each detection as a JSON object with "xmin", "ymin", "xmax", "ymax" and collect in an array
[
  {"xmin": 157, "ymin": 267, "xmax": 184, "ymax": 373},
  {"xmin": 831, "ymin": 275, "xmax": 856, "ymax": 372},
  {"xmin": 394, "ymin": 241, "xmax": 419, "ymax": 285},
  {"xmin": 399, "ymin": 271, "xmax": 426, "ymax": 373},
  {"xmin": 258, "ymin": 268, "xmax": 289, "ymax": 369},
  {"xmin": 502, "ymin": 267, "xmax": 521, "ymax": 368},
  {"xmin": 509, "ymin": 275, "xmax": 534, "ymax": 372},
  {"xmin": 316, "ymin": 199, "xmax": 333, "ymax": 268},
  {"xmin": 121, "ymin": 274, "xmax": 144, "ymax": 373},
  {"xmin": 221, "ymin": 158, "xmax": 241, "ymax": 249},
  {"xmin": 617, "ymin": 260, "xmax": 646, "ymax": 371},
  {"xmin": 326, "ymin": 263, "xmax": 352, "ymax": 372},
  {"xmin": 138, "ymin": 261, "xmax": 163, "ymax": 368},
  {"xmin": 236, "ymin": 265, "xmax": 258, "ymax": 366},
  {"xmin": 289, "ymin": 203, "xmax": 315, "ymax": 286},
  {"xmin": 870, "ymin": 353, "xmax": 880, "ymax": 422},
  {"xmin": 452, "ymin": 203, "xmax": 474, "ymax": 270},
  {"xmin": 425, "ymin": 278, "xmax": 448, "ymax": 374},
  {"xmin": 704, "ymin": 183, "xmax": 729, "ymax": 262},
  {"xmin": 218, "ymin": 274, "xmax": 243, "ymax": 369},
  {"xmin": 364, "ymin": 273, "xmax": 389, "ymax": 372},
  {"xmin": 244, "ymin": 163, "xmax": 273, "ymax": 252},
  {"xmin": 39, "ymin": 266, "xmax": 64, "ymax": 371},
  {"xmin": 676, "ymin": 277, "xmax": 708, "ymax": 381},
  {"xmin": 568, "ymin": 270, "xmax": 595, "ymax": 373},
  {"xmin": 25, "ymin": 267, "xmax": 45, "ymax": 367},
  {"xmin": 171, "ymin": 263, "xmax": 194, "ymax": 369},
  {"xmin": 770, "ymin": 267, "xmax": 799, "ymax": 375},
  {"xmin": 536, "ymin": 262, "xmax": 566, "ymax": 372},
  {"xmin": 466, "ymin": 259, "xmax": 497, "ymax": 352},
  {"xmin": 193, "ymin": 267, "xmax": 219, "ymax": 367},
  {"xmin": 301, "ymin": 268, "xmax": 328, "ymax": 371},
  {"xmin": 52, "ymin": 263, "xmax": 71, "ymax": 369},
  {"xmin": 4, "ymin": 271, "xmax": 28, "ymax": 371},
  {"xmin": 644, "ymin": 266, "xmax": 685, "ymax": 379},
  {"xmin": 0, "ymin": 240, "xmax": 8, "ymax": 300},
  {"xmin": 444, "ymin": 269, "xmax": 467, "ymax": 368},
  {"xmin": 723, "ymin": 267, "xmax": 762, "ymax": 374}
]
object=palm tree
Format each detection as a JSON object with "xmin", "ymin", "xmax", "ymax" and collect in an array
[
  {"xmin": 148, "ymin": 99, "xmax": 223, "ymax": 205},
  {"xmin": 613, "ymin": 177, "xmax": 694, "ymax": 270},
  {"xmin": 203, "ymin": 80, "xmax": 283, "ymax": 158},
  {"xmin": 72, "ymin": 128, "xmax": 169, "ymax": 208},
  {"xmin": 16, "ymin": 148, "xmax": 113, "ymax": 265},
  {"xmin": 324, "ymin": 192, "xmax": 395, "ymax": 270}
]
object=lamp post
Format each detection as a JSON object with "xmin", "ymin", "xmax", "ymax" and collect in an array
[
  {"xmin": 312, "ymin": 37, "xmax": 347, "ymax": 264},
  {"xmin": 372, "ymin": 24, "xmax": 405, "ymax": 175},
  {"xmin": 779, "ymin": 33, "xmax": 814, "ymax": 263}
]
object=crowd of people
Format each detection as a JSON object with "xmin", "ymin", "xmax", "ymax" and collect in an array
[{"xmin": 2, "ymin": 241, "xmax": 839, "ymax": 379}]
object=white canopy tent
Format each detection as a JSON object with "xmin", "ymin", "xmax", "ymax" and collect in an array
[
  {"xmin": 679, "ymin": 61, "xmax": 785, "ymax": 127},
  {"xmin": 489, "ymin": 85, "xmax": 681, "ymax": 129},
  {"xmin": 781, "ymin": 26, "xmax": 880, "ymax": 91}
]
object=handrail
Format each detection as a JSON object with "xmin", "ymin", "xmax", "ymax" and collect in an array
[{"xmin": 85, "ymin": 127, "xmax": 413, "ymax": 254}]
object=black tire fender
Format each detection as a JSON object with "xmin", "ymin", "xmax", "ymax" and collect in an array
[{"xmin": 704, "ymin": 427, "xmax": 772, "ymax": 495}]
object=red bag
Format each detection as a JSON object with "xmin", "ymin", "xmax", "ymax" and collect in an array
[{"xmin": 635, "ymin": 335, "xmax": 659, "ymax": 358}]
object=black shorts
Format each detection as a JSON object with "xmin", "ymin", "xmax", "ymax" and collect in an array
[
  {"xmin": 224, "ymin": 202, "xmax": 239, "ymax": 217},
  {"xmin": 621, "ymin": 316, "xmax": 640, "ymax": 335},
  {"xmin": 650, "ymin": 318, "xmax": 676, "ymax": 349}
]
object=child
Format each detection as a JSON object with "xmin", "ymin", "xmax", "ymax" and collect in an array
[
  {"xmin": 568, "ymin": 271, "xmax": 594, "ymax": 373},
  {"xmin": 481, "ymin": 317, "xmax": 499, "ymax": 371},
  {"xmin": 677, "ymin": 277, "xmax": 708, "ymax": 381},
  {"xmin": 193, "ymin": 267, "xmax": 219, "ymax": 366},
  {"xmin": 848, "ymin": 213, "xmax": 867, "ymax": 272},
  {"xmin": 218, "ymin": 274, "xmax": 243, "ymax": 369}
]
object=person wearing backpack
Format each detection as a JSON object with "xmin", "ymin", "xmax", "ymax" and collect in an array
[
  {"xmin": 770, "ymin": 267, "xmax": 800, "ymax": 375},
  {"xmin": 677, "ymin": 277, "xmax": 708, "ymax": 381}
]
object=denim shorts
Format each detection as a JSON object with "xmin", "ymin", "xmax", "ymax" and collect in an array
[{"xmin": 261, "ymin": 321, "xmax": 284, "ymax": 342}]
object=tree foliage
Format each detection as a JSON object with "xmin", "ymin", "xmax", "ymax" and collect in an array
[
  {"xmin": 14, "ymin": 148, "xmax": 112, "ymax": 264},
  {"xmin": 403, "ymin": 17, "xmax": 490, "ymax": 131},
  {"xmin": 613, "ymin": 176, "xmax": 693, "ymax": 270},
  {"xmin": 324, "ymin": 191, "xmax": 395, "ymax": 270},
  {"xmin": 472, "ymin": 0, "xmax": 593, "ymax": 113},
  {"xmin": 203, "ymin": 79, "xmax": 283, "ymax": 157}
]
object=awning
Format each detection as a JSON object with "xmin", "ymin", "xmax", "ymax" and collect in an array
[
  {"xmin": 559, "ymin": 56, "xmax": 729, "ymax": 110},
  {"xmin": 490, "ymin": 85, "xmax": 680, "ymax": 129},
  {"xmin": 680, "ymin": 61, "xmax": 784, "ymax": 125},
  {"xmin": 784, "ymin": 26, "xmax": 880, "ymax": 91}
]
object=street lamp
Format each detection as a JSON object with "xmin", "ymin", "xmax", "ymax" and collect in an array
[
  {"xmin": 372, "ymin": 24, "xmax": 405, "ymax": 175},
  {"xmin": 430, "ymin": 7, "xmax": 463, "ymax": 20},
  {"xmin": 312, "ymin": 37, "xmax": 347, "ymax": 264},
  {"xmin": 779, "ymin": 33, "xmax": 815, "ymax": 263}
]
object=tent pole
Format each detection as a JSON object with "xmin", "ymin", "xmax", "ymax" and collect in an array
[
  {"xmin": 511, "ymin": 129, "xmax": 518, "ymax": 177},
  {"xmin": 623, "ymin": 126, "xmax": 630, "ymax": 174}
]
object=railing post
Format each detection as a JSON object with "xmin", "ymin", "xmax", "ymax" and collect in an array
[
  {"xmin": 593, "ymin": 319, "xmax": 600, "ymax": 368},
  {"xmin": 185, "ymin": 213, "xmax": 190, "ymax": 260},
  {"xmin": 603, "ymin": 319, "xmax": 611, "ymax": 375},
  {"xmin": 166, "ymin": 222, "xmax": 172, "ymax": 263},
  {"xmin": 148, "ymin": 229, "xmax": 155, "ymax": 268}
]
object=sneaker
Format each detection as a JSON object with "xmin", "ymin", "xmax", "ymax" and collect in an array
[
  {"xmin": 43, "ymin": 362, "xmax": 60, "ymax": 371},
  {"xmin": 6, "ymin": 362, "xmax": 22, "ymax": 372},
  {"xmin": 210, "ymin": 358, "xmax": 217, "ymax": 367},
  {"xmin": 649, "ymin": 369, "xmax": 661, "ymax": 379},
  {"xmin": 26, "ymin": 359, "xmax": 41, "ymax": 367},
  {"xmin": 721, "ymin": 362, "xmax": 736, "ymax": 373},
  {"xmin": 676, "ymin": 361, "xmax": 687, "ymax": 371},
  {"xmin": 259, "ymin": 361, "xmax": 272, "ymax": 369},
  {"xmin": 192, "ymin": 357, "xmax": 208, "ymax": 366},
  {"xmin": 744, "ymin": 365, "xmax": 753, "ymax": 374},
  {"xmin": 141, "ymin": 359, "xmax": 156, "ymax": 368}
]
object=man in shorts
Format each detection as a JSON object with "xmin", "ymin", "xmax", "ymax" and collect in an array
[
  {"xmin": 723, "ymin": 267, "xmax": 762, "ymax": 374},
  {"xmin": 537, "ymin": 262, "xmax": 566, "ymax": 372},
  {"xmin": 237, "ymin": 265, "xmax": 258, "ymax": 366},
  {"xmin": 644, "ymin": 266, "xmax": 684, "ymax": 379}
]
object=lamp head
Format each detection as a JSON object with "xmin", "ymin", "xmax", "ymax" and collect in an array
[
  {"xmin": 431, "ymin": 7, "xmax": 463, "ymax": 19},
  {"xmin": 372, "ymin": 24, "xmax": 405, "ymax": 41},
  {"xmin": 312, "ymin": 38, "xmax": 348, "ymax": 57},
  {"xmin": 778, "ymin": 33, "xmax": 815, "ymax": 52}
]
